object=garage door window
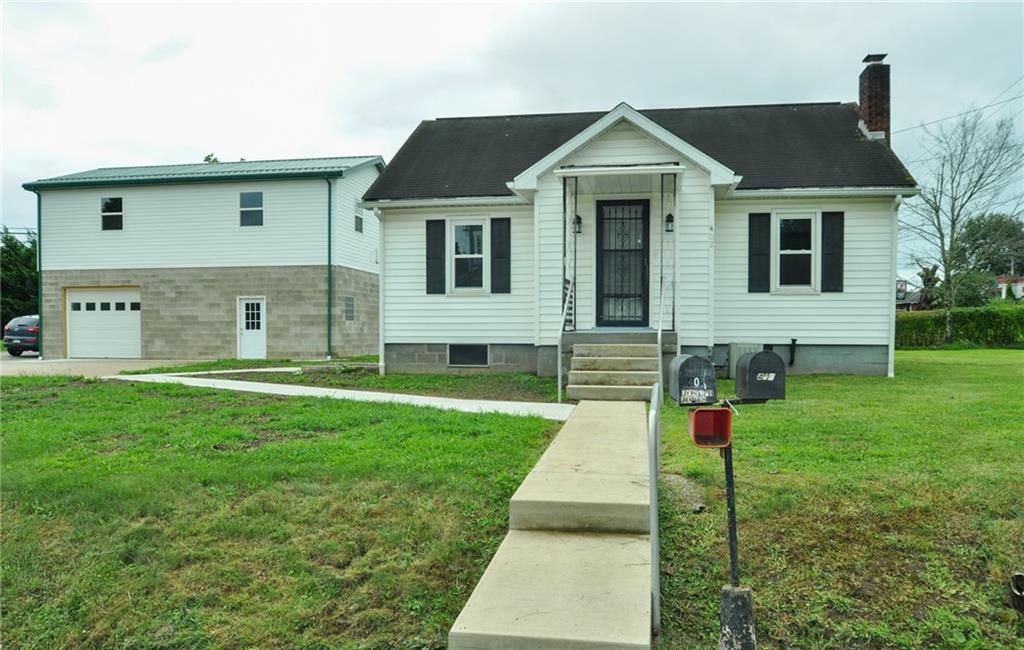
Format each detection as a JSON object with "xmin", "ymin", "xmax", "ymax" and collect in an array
[
  {"xmin": 115, "ymin": 302, "xmax": 125, "ymax": 311},
  {"xmin": 101, "ymin": 198, "xmax": 123, "ymax": 231},
  {"xmin": 130, "ymin": 302, "xmax": 141, "ymax": 311},
  {"xmin": 85, "ymin": 302, "xmax": 96, "ymax": 311},
  {"xmin": 71, "ymin": 302, "xmax": 81, "ymax": 311},
  {"xmin": 100, "ymin": 302, "xmax": 111, "ymax": 311}
]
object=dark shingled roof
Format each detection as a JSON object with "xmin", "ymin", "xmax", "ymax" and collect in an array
[{"xmin": 364, "ymin": 102, "xmax": 915, "ymax": 201}]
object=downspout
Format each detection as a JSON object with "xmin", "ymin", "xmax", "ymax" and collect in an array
[
  {"xmin": 33, "ymin": 191, "xmax": 43, "ymax": 359},
  {"xmin": 325, "ymin": 178, "xmax": 333, "ymax": 359},
  {"xmin": 376, "ymin": 207, "xmax": 385, "ymax": 376},
  {"xmin": 888, "ymin": 195, "xmax": 903, "ymax": 378}
]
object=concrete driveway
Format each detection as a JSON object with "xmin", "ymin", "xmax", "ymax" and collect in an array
[{"xmin": 0, "ymin": 353, "xmax": 191, "ymax": 377}]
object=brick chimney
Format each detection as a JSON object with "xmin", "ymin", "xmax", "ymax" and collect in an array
[{"xmin": 859, "ymin": 53, "xmax": 890, "ymax": 144}]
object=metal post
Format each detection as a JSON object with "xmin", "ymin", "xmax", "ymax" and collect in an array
[
  {"xmin": 719, "ymin": 442, "xmax": 757, "ymax": 649},
  {"xmin": 723, "ymin": 444, "xmax": 740, "ymax": 587}
]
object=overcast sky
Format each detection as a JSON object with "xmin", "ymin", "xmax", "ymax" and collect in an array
[{"xmin": 3, "ymin": 1, "xmax": 1022, "ymax": 271}]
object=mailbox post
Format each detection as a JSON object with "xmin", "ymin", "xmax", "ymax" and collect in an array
[{"xmin": 673, "ymin": 349, "xmax": 787, "ymax": 650}]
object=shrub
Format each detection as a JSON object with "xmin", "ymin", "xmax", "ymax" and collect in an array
[{"xmin": 896, "ymin": 304, "xmax": 1024, "ymax": 348}]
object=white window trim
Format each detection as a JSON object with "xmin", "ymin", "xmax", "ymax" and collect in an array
[
  {"xmin": 447, "ymin": 343, "xmax": 490, "ymax": 367},
  {"xmin": 239, "ymin": 192, "xmax": 264, "ymax": 227},
  {"xmin": 771, "ymin": 210, "xmax": 820, "ymax": 294},
  {"xmin": 448, "ymin": 216, "xmax": 490, "ymax": 294},
  {"xmin": 100, "ymin": 197, "xmax": 124, "ymax": 231}
]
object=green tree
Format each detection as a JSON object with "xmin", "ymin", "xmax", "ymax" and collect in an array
[
  {"xmin": 0, "ymin": 227, "xmax": 39, "ymax": 326},
  {"xmin": 917, "ymin": 265, "xmax": 940, "ymax": 310},
  {"xmin": 203, "ymin": 153, "xmax": 219, "ymax": 163},
  {"xmin": 955, "ymin": 213, "xmax": 1024, "ymax": 276}
]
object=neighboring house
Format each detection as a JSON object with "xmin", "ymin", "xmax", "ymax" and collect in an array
[
  {"xmin": 23, "ymin": 156, "xmax": 384, "ymax": 360},
  {"xmin": 895, "ymin": 280, "xmax": 922, "ymax": 311},
  {"xmin": 363, "ymin": 54, "xmax": 918, "ymax": 395},
  {"xmin": 996, "ymin": 275, "xmax": 1024, "ymax": 301}
]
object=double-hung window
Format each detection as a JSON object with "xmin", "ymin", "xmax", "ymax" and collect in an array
[
  {"xmin": 101, "ymin": 197, "xmax": 123, "ymax": 230},
  {"xmin": 240, "ymin": 192, "xmax": 263, "ymax": 227},
  {"xmin": 774, "ymin": 212, "xmax": 817, "ymax": 291},
  {"xmin": 451, "ymin": 220, "xmax": 486, "ymax": 290}
]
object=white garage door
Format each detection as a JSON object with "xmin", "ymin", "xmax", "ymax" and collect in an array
[{"xmin": 67, "ymin": 288, "xmax": 142, "ymax": 358}]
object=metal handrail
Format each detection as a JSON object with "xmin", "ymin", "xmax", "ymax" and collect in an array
[
  {"xmin": 556, "ymin": 278, "xmax": 575, "ymax": 403},
  {"xmin": 656, "ymin": 277, "xmax": 668, "ymax": 388},
  {"xmin": 648, "ymin": 382, "xmax": 662, "ymax": 636}
]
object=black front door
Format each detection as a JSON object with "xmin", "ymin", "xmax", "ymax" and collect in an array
[{"xmin": 596, "ymin": 200, "xmax": 649, "ymax": 327}]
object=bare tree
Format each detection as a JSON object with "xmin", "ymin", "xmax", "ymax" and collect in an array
[{"xmin": 901, "ymin": 111, "xmax": 1024, "ymax": 341}]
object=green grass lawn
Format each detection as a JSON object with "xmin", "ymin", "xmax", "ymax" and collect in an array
[
  {"xmin": 219, "ymin": 368, "xmax": 561, "ymax": 403},
  {"xmin": 0, "ymin": 376, "xmax": 557, "ymax": 648},
  {"xmin": 2, "ymin": 351, "xmax": 1022, "ymax": 649},
  {"xmin": 659, "ymin": 349, "xmax": 1024, "ymax": 649}
]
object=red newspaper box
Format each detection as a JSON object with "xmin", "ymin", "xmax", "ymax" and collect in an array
[{"xmin": 689, "ymin": 407, "xmax": 733, "ymax": 448}]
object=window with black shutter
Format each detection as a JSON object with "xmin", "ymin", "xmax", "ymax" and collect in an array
[
  {"xmin": 490, "ymin": 218, "xmax": 511, "ymax": 294},
  {"xmin": 425, "ymin": 220, "xmax": 446, "ymax": 294}
]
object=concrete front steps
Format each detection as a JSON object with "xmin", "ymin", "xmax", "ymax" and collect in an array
[
  {"xmin": 449, "ymin": 401, "xmax": 653, "ymax": 649},
  {"xmin": 567, "ymin": 344, "xmax": 660, "ymax": 401}
]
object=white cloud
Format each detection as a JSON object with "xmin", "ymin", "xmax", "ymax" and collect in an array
[{"xmin": 2, "ymin": 1, "xmax": 1021, "ymax": 233}]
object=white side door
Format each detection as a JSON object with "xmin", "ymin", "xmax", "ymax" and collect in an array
[
  {"xmin": 67, "ymin": 288, "xmax": 142, "ymax": 358},
  {"xmin": 237, "ymin": 297, "xmax": 267, "ymax": 359}
]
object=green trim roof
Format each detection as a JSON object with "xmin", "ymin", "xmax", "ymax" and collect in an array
[{"xmin": 23, "ymin": 156, "xmax": 384, "ymax": 190}]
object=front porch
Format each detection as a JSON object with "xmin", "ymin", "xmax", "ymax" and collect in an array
[{"xmin": 553, "ymin": 165, "xmax": 683, "ymax": 400}]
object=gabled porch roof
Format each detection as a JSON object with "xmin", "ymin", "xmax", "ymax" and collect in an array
[{"xmin": 507, "ymin": 102, "xmax": 737, "ymax": 199}]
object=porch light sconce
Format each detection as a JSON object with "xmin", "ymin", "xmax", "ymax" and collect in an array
[
  {"xmin": 665, "ymin": 213, "xmax": 675, "ymax": 233},
  {"xmin": 574, "ymin": 214, "xmax": 583, "ymax": 234}
]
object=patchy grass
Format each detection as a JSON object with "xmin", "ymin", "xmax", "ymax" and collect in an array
[
  {"xmin": 1, "ymin": 376, "xmax": 557, "ymax": 648},
  {"xmin": 659, "ymin": 349, "xmax": 1024, "ymax": 649},
  {"xmin": 219, "ymin": 368, "xmax": 560, "ymax": 403},
  {"xmin": 123, "ymin": 356, "xmax": 378, "ymax": 376}
]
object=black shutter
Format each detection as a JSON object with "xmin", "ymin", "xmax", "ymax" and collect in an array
[
  {"xmin": 748, "ymin": 213, "xmax": 771, "ymax": 293},
  {"xmin": 490, "ymin": 218, "xmax": 511, "ymax": 294},
  {"xmin": 425, "ymin": 220, "xmax": 445, "ymax": 294},
  {"xmin": 821, "ymin": 212, "xmax": 844, "ymax": 292}
]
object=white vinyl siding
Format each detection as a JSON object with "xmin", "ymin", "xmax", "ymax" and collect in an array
[
  {"xmin": 332, "ymin": 163, "xmax": 381, "ymax": 274},
  {"xmin": 381, "ymin": 207, "xmax": 535, "ymax": 344},
  {"xmin": 41, "ymin": 169, "xmax": 380, "ymax": 272},
  {"xmin": 714, "ymin": 198, "xmax": 895, "ymax": 345}
]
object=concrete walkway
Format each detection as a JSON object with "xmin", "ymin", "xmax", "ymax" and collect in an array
[
  {"xmin": 449, "ymin": 400, "xmax": 653, "ymax": 649},
  {"xmin": 1, "ymin": 356, "xmax": 191, "ymax": 377},
  {"xmin": 107, "ymin": 373, "xmax": 576, "ymax": 421}
]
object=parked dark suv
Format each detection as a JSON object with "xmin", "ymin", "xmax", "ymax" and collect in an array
[{"xmin": 3, "ymin": 316, "xmax": 39, "ymax": 356}]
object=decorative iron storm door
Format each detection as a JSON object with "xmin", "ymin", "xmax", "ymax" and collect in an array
[{"xmin": 596, "ymin": 200, "xmax": 650, "ymax": 326}]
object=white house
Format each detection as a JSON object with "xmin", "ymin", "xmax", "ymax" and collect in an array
[
  {"xmin": 362, "ymin": 55, "xmax": 918, "ymax": 398},
  {"xmin": 24, "ymin": 156, "xmax": 384, "ymax": 360}
]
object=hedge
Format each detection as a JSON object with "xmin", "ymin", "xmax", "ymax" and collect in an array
[{"xmin": 896, "ymin": 304, "xmax": 1024, "ymax": 348}]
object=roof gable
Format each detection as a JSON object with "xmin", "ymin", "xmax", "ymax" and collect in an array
[{"xmin": 509, "ymin": 102, "xmax": 736, "ymax": 194}]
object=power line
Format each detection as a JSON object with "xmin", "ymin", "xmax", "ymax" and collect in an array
[{"xmin": 892, "ymin": 93, "xmax": 1024, "ymax": 134}]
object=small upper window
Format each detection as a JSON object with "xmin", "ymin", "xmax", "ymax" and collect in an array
[
  {"xmin": 452, "ymin": 222, "xmax": 485, "ymax": 289},
  {"xmin": 355, "ymin": 214, "xmax": 364, "ymax": 233},
  {"xmin": 240, "ymin": 192, "xmax": 263, "ymax": 227},
  {"xmin": 101, "ymin": 197, "xmax": 123, "ymax": 231},
  {"xmin": 776, "ymin": 214, "xmax": 815, "ymax": 289}
]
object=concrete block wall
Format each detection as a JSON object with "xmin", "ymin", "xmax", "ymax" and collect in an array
[
  {"xmin": 385, "ymin": 343, "xmax": 538, "ymax": 374},
  {"xmin": 41, "ymin": 265, "xmax": 378, "ymax": 359}
]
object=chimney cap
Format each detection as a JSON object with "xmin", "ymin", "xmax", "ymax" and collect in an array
[{"xmin": 862, "ymin": 53, "xmax": 888, "ymax": 64}]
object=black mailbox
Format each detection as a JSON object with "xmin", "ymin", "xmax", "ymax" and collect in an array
[
  {"xmin": 669, "ymin": 354, "xmax": 718, "ymax": 406},
  {"xmin": 735, "ymin": 350, "xmax": 786, "ymax": 401}
]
